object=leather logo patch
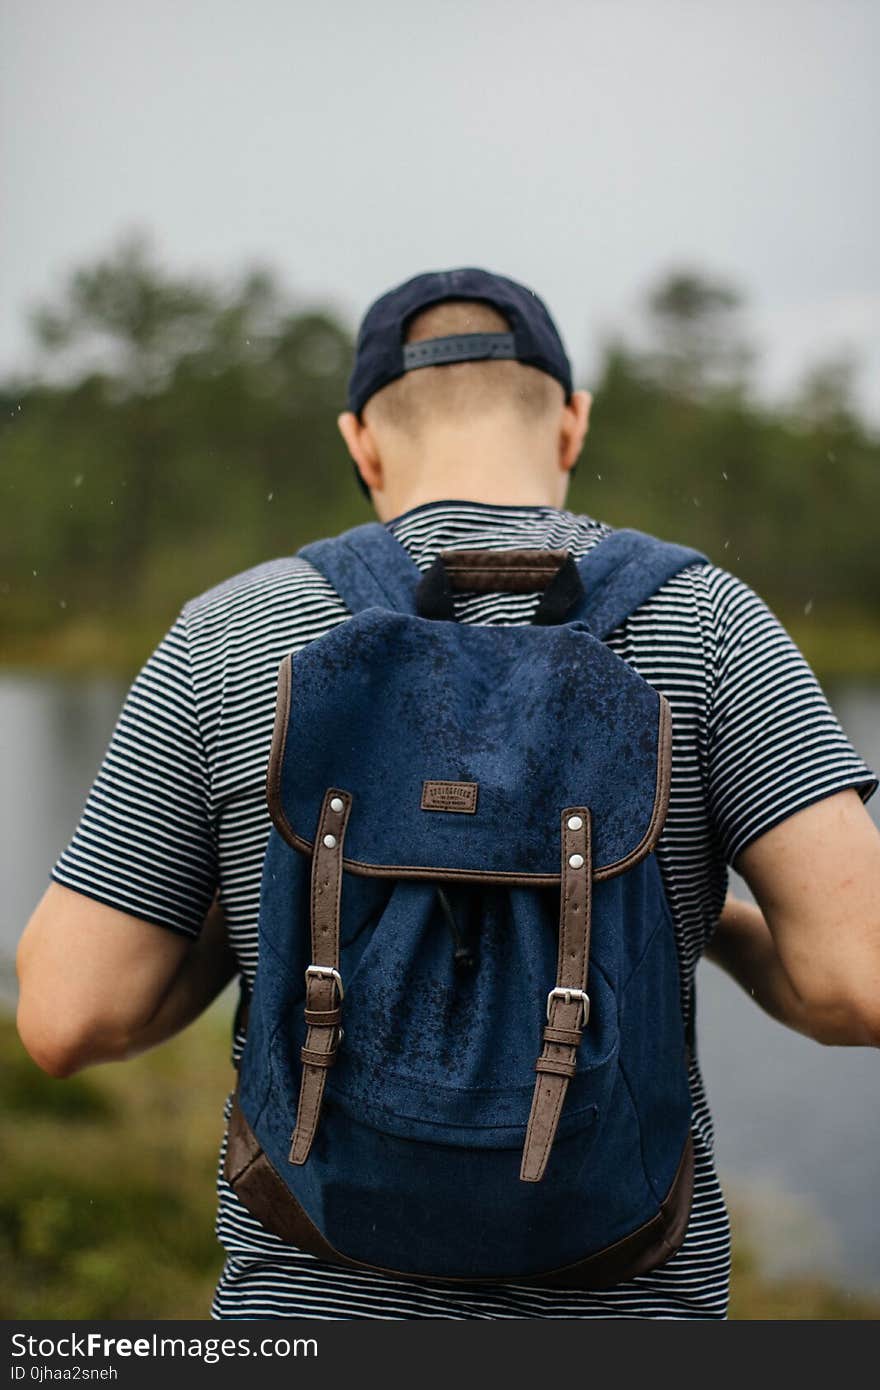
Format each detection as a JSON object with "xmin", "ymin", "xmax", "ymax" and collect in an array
[{"xmin": 420, "ymin": 780, "xmax": 479, "ymax": 814}]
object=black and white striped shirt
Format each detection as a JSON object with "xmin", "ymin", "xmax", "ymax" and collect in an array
[{"xmin": 53, "ymin": 501, "xmax": 878, "ymax": 1320}]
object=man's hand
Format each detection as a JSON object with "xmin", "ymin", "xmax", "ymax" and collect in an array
[
  {"xmin": 16, "ymin": 884, "xmax": 238, "ymax": 1077},
  {"xmin": 707, "ymin": 788, "xmax": 880, "ymax": 1047}
]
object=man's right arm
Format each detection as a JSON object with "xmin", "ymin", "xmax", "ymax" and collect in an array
[
  {"xmin": 707, "ymin": 788, "xmax": 880, "ymax": 1047},
  {"xmin": 698, "ymin": 562, "xmax": 880, "ymax": 1047}
]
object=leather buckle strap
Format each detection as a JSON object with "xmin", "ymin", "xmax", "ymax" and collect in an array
[
  {"xmin": 521, "ymin": 807, "xmax": 592, "ymax": 1183},
  {"xmin": 289, "ymin": 789, "xmax": 352, "ymax": 1166},
  {"xmin": 546, "ymin": 987, "xmax": 590, "ymax": 1025},
  {"xmin": 305, "ymin": 965, "xmax": 344, "ymax": 998},
  {"xmin": 303, "ymin": 1005, "xmax": 342, "ymax": 1027}
]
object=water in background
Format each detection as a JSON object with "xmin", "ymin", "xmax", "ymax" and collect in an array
[{"xmin": 1, "ymin": 673, "xmax": 878, "ymax": 1292}]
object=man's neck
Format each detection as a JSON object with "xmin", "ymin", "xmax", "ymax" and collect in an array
[{"xmin": 373, "ymin": 462, "xmax": 567, "ymax": 524}]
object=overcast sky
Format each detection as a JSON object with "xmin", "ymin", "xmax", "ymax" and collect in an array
[{"xmin": 2, "ymin": 0, "xmax": 878, "ymax": 419}]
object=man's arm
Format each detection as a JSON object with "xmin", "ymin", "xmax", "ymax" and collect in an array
[
  {"xmin": 16, "ymin": 884, "xmax": 238, "ymax": 1077},
  {"xmin": 705, "ymin": 788, "xmax": 880, "ymax": 1047}
]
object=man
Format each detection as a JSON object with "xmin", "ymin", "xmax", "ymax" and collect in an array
[{"xmin": 17, "ymin": 268, "xmax": 880, "ymax": 1319}]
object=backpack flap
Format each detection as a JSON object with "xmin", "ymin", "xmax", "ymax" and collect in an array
[{"xmin": 267, "ymin": 607, "xmax": 671, "ymax": 883}]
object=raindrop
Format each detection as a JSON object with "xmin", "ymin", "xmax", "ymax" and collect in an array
[
  {"xmin": 692, "ymin": 496, "xmax": 701, "ymax": 508},
  {"xmin": 723, "ymin": 540, "xmax": 730, "ymax": 550},
  {"xmin": 59, "ymin": 599, "xmax": 67, "ymax": 609},
  {"xmin": 32, "ymin": 569, "xmax": 38, "ymax": 577},
  {"xmin": 73, "ymin": 474, "xmax": 84, "ymax": 488},
  {"xmin": 804, "ymin": 598, "xmax": 813, "ymax": 616},
  {"xmin": 721, "ymin": 471, "xmax": 728, "ymax": 481},
  {"xmin": 267, "ymin": 491, "xmax": 274, "ymax": 502},
  {"xmin": 596, "ymin": 473, "xmax": 602, "ymax": 481}
]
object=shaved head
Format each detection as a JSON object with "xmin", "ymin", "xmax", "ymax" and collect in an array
[{"xmin": 362, "ymin": 299, "xmax": 564, "ymax": 437}]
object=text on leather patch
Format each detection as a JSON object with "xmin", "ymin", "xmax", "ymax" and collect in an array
[{"xmin": 421, "ymin": 780, "xmax": 479, "ymax": 814}]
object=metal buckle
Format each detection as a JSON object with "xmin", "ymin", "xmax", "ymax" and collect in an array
[
  {"xmin": 304, "ymin": 965, "xmax": 344, "ymax": 1001},
  {"xmin": 546, "ymin": 986, "xmax": 590, "ymax": 1025}
]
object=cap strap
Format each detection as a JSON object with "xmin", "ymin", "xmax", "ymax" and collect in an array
[{"xmin": 402, "ymin": 332, "xmax": 516, "ymax": 371}]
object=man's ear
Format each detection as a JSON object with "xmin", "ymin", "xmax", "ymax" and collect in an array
[
  {"xmin": 559, "ymin": 390, "xmax": 592, "ymax": 475},
  {"xmin": 337, "ymin": 411, "xmax": 383, "ymax": 493}
]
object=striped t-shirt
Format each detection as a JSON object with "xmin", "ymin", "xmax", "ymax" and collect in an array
[{"xmin": 53, "ymin": 500, "xmax": 878, "ymax": 1320}]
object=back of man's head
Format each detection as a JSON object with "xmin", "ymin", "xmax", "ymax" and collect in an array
[
  {"xmin": 364, "ymin": 299, "xmax": 565, "ymax": 438},
  {"xmin": 337, "ymin": 268, "xmax": 592, "ymax": 519}
]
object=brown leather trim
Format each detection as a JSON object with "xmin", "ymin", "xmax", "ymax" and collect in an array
[
  {"xmin": 267, "ymin": 659, "xmax": 673, "ymax": 885},
  {"xmin": 225, "ymin": 1090, "xmax": 262, "ymax": 1184},
  {"xmin": 617, "ymin": 691, "xmax": 671, "ymax": 878},
  {"xmin": 266, "ymin": 654, "xmax": 292, "ymax": 826},
  {"xmin": 438, "ymin": 548, "xmax": 568, "ymax": 594},
  {"xmin": 225, "ymin": 1094, "xmax": 695, "ymax": 1289}
]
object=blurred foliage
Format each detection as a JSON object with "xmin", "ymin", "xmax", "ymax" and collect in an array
[
  {"xmin": 0, "ymin": 1021, "xmax": 114, "ymax": 1121},
  {"xmin": 0, "ymin": 1006, "xmax": 230, "ymax": 1319},
  {"xmin": 728, "ymin": 1238, "xmax": 880, "ymax": 1320},
  {"xmin": 2, "ymin": 1010, "xmax": 878, "ymax": 1319},
  {"xmin": 1, "ymin": 233, "xmax": 879, "ymax": 680}
]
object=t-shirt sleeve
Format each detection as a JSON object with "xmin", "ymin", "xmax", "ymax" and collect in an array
[
  {"xmin": 51, "ymin": 613, "xmax": 218, "ymax": 937},
  {"xmin": 700, "ymin": 565, "xmax": 878, "ymax": 868}
]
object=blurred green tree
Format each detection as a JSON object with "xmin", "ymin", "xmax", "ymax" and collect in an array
[
  {"xmin": 1, "ymin": 241, "xmax": 878, "ymax": 677},
  {"xmin": 1, "ymin": 233, "xmax": 363, "ymax": 658},
  {"xmin": 641, "ymin": 269, "xmax": 754, "ymax": 401}
]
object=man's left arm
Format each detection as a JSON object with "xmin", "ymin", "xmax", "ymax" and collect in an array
[
  {"xmin": 17, "ymin": 884, "xmax": 237, "ymax": 1077},
  {"xmin": 16, "ymin": 611, "xmax": 233, "ymax": 1077}
]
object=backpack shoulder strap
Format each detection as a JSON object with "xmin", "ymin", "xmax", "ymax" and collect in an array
[
  {"xmin": 572, "ymin": 528, "xmax": 708, "ymax": 640},
  {"xmin": 298, "ymin": 522, "xmax": 422, "ymax": 615},
  {"xmin": 301, "ymin": 520, "xmax": 708, "ymax": 630}
]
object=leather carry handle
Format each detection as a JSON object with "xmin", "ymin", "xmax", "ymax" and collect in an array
[{"xmin": 416, "ymin": 548, "xmax": 586, "ymax": 625}]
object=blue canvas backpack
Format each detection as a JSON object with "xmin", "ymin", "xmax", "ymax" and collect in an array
[{"xmin": 226, "ymin": 520, "xmax": 707, "ymax": 1286}]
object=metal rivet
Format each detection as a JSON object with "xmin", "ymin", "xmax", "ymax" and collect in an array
[
  {"xmin": 329, "ymin": 797, "xmax": 344, "ymax": 814},
  {"xmin": 323, "ymin": 833, "xmax": 338, "ymax": 849},
  {"xmin": 568, "ymin": 853, "xmax": 585, "ymax": 870},
  {"xmin": 567, "ymin": 815, "xmax": 583, "ymax": 831}
]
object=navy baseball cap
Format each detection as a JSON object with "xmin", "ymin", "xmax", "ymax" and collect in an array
[{"xmin": 347, "ymin": 267, "xmax": 573, "ymax": 417}]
